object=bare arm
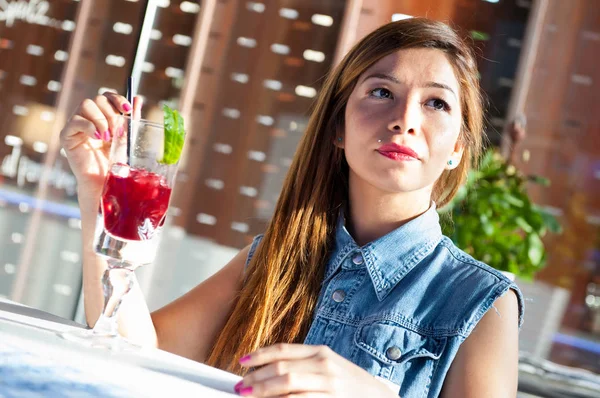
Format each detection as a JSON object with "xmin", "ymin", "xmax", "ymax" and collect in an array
[
  {"xmin": 81, "ymin": 187, "xmax": 250, "ymax": 358},
  {"xmin": 65, "ymin": 92, "xmax": 250, "ymax": 359},
  {"xmin": 440, "ymin": 289, "xmax": 520, "ymax": 397},
  {"xmin": 150, "ymin": 245, "xmax": 250, "ymax": 361}
]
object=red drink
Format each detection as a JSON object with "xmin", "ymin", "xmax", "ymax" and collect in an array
[{"xmin": 101, "ymin": 164, "xmax": 172, "ymax": 241}]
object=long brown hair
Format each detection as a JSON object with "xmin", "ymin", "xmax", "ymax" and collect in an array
[{"xmin": 206, "ymin": 18, "xmax": 484, "ymax": 373}]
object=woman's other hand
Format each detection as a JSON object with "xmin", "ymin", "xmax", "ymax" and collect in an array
[{"xmin": 235, "ymin": 344, "xmax": 397, "ymax": 397}]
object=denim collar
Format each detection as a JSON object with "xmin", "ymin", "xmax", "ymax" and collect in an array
[{"xmin": 324, "ymin": 204, "xmax": 443, "ymax": 301}]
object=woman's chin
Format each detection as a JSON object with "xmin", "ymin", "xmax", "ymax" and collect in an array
[{"xmin": 368, "ymin": 178, "xmax": 425, "ymax": 195}]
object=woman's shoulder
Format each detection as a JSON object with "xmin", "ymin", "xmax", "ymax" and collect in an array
[
  {"xmin": 244, "ymin": 234, "xmax": 265, "ymax": 271},
  {"xmin": 436, "ymin": 235, "xmax": 516, "ymax": 285},
  {"xmin": 378, "ymin": 234, "xmax": 524, "ymax": 335},
  {"xmin": 428, "ymin": 235, "xmax": 524, "ymax": 330}
]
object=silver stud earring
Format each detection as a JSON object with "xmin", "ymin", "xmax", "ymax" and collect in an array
[
  {"xmin": 447, "ymin": 160, "xmax": 454, "ymax": 166},
  {"xmin": 337, "ymin": 137, "xmax": 342, "ymax": 142},
  {"xmin": 377, "ymin": 139, "xmax": 382, "ymax": 143}
]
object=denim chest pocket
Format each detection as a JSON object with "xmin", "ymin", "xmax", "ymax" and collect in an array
[{"xmin": 353, "ymin": 320, "xmax": 446, "ymax": 397}]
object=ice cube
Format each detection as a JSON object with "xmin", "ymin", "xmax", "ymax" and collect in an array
[
  {"xmin": 130, "ymin": 168, "xmax": 152, "ymax": 186},
  {"xmin": 111, "ymin": 163, "xmax": 130, "ymax": 178}
]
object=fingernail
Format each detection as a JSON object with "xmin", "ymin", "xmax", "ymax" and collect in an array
[
  {"xmin": 239, "ymin": 355, "xmax": 251, "ymax": 364},
  {"xmin": 94, "ymin": 130, "xmax": 101, "ymax": 139},
  {"xmin": 103, "ymin": 130, "xmax": 110, "ymax": 141},
  {"xmin": 123, "ymin": 103, "xmax": 132, "ymax": 112},
  {"xmin": 239, "ymin": 386, "xmax": 253, "ymax": 396},
  {"xmin": 234, "ymin": 381, "xmax": 243, "ymax": 392}
]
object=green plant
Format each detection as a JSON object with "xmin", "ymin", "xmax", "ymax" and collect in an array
[{"xmin": 439, "ymin": 149, "xmax": 562, "ymax": 280}]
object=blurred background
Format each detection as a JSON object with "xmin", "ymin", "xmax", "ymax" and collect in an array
[{"xmin": 0, "ymin": 0, "xmax": 598, "ymax": 396}]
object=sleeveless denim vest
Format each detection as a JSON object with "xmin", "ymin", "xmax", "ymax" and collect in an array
[{"xmin": 245, "ymin": 205, "xmax": 524, "ymax": 397}]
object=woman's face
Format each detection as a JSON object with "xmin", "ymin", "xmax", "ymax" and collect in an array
[{"xmin": 342, "ymin": 48, "xmax": 464, "ymax": 197}]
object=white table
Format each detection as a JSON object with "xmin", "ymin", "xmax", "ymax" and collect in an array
[{"xmin": 0, "ymin": 298, "xmax": 240, "ymax": 397}]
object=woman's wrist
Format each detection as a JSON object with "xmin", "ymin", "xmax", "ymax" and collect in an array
[
  {"xmin": 76, "ymin": 187, "xmax": 102, "ymax": 255},
  {"xmin": 77, "ymin": 187, "xmax": 101, "ymax": 215}
]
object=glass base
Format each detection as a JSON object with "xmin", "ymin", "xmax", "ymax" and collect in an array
[
  {"xmin": 58, "ymin": 328, "xmax": 141, "ymax": 351},
  {"xmin": 94, "ymin": 220, "xmax": 161, "ymax": 267}
]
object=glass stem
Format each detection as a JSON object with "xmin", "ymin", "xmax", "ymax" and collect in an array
[{"xmin": 92, "ymin": 261, "xmax": 135, "ymax": 337}]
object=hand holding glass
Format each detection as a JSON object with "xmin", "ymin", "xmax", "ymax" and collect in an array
[{"xmin": 62, "ymin": 115, "xmax": 182, "ymax": 348}]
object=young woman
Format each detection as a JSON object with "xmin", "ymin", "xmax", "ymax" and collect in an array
[{"xmin": 60, "ymin": 18, "xmax": 523, "ymax": 398}]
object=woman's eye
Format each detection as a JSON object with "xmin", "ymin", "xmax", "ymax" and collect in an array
[
  {"xmin": 369, "ymin": 88, "xmax": 393, "ymax": 99},
  {"xmin": 426, "ymin": 98, "xmax": 450, "ymax": 111}
]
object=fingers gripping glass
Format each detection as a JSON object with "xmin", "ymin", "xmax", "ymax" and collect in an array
[{"xmin": 61, "ymin": 115, "xmax": 182, "ymax": 349}]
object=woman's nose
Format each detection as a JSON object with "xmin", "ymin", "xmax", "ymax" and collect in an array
[{"xmin": 387, "ymin": 102, "xmax": 420, "ymax": 134}]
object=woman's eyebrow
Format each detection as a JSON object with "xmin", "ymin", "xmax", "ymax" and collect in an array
[
  {"xmin": 362, "ymin": 73, "xmax": 457, "ymax": 100},
  {"xmin": 423, "ymin": 82, "xmax": 457, "ymax": 100},
  {"xmin": 362, "ymin": 72, "xmax": 400, "ymax": 84}
]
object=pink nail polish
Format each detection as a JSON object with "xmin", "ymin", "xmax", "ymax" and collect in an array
[
  {"xmin": 123, "ymin": 103, "xmax": 132, "ymax": 112},
  {"xmin": 94, "ymin": 131, "xmax": 101, "ymax": 139},
  {"xmin": 103, "ymin": 130, "xmax": 110, "ymax": 141},
  {"xmin": 239, "ymin": 355, "xmax": 251, "ymax": 364},
  {"xmin": 234, "ymin": 381, "xmax": 243, "ymax": 392},
  {"xmin": 239, "ymin": 386, "xmax": 253, "ymax": 396}
]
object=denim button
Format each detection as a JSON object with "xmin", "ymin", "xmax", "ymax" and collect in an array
[
  {"xmin": 352, "ymin": 253, "xmax": 364, "ymax": 265},
  {"xmin": 386, "ymin": 346, "xmax": 402, "ymax": 361},
  {"xmin": 332, "ymin": 289, "xmax": 346, "ymax": 303}
]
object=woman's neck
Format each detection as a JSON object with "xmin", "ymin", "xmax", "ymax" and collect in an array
[{"xmin": 346, "ymin": 176, "xmax": 432, "ymax": 247}]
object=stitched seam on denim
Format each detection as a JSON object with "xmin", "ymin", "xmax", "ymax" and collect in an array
[
  {"xmin": 355, "ymin": 341, "xmax": 442, "ymax": 366},
  {"xmin": 468, "ymin": 282, "xmax": 524, "ymax": 331},
  {"xmin": 323, "ymin": 269, "xmax": 365, "ymax": 313},
  {"xmin": 389, "ymin": 367, "xmax": 397, "ymax": 388},
  {"xmin": 439, "ymin": 238, "xmax": 511, "ymax": 282},
  {"xmin": 318, "ymin": 309, "xmax": 361, "ymax": 326},
  {"xmin": 353, "ymin": 327, "xmax": 447, "ymax": 370},
  {"xmin": 322, "ymin": 318, "xmax": 338, "ymax": 347},
  {"xmin": 474, "ymin": 282, "xmax": 509, "ymax": 322},
  {"xmin": 342, "ymin": 250, "xmax": 367, "ymax": 272},
  {"xmin": 426, "ymin": 351, "xmax": 442, "ymax": 398},
  {"xmin": 381, "ymin": 366, "xmax": 392, "ymax": 379},
  {"xmin": 364, "ymin": 246, "xmax": 386, "ymax": 294},
  {"xmin": 317, "ymin": 310, "xmax": 466, "ymax": 337},
  {"xmin": 509, "ymin": 282, "xmax": 526, "ymax": 328},
  {"xmin": 303, "ymin": 320, "xmax": 317, "ymax": 344},
  {"xmin": 438, "ymin": 238, "xmax": 524, "ymax": 337},
  {"xmin": 356, "ymin": 341, "xmax": 391, "ymax": 364},
  {"xmin": 383, "ymin": 236, "xmax": 442, "ymax": 292},
  {"xmin": 352, "ymin": 326, "xmax": 397, "ymax": 365},
  {"xmin": 324, "ymin": 244, "xmax": 355, "ymax": 282},
  {"xmin": 359, "ymin": 313, "xmax": 463, "ymax": 337},
  {"xmin": 467, "ymin": 282, "xmax": 511, "ymax": 336},
  {"xmin": 349, "ymin": 338, "xmax": 359, "ymax": 365}
]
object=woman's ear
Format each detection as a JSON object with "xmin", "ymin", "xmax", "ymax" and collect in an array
[
  {"xmin": 446, "ymin": 139, "xmax": 464, "ymax": 170},
  {"xmin": 334, "ymin": 124, "xmax": 345, "ymax": 148},
  {"xmin": 333, "ymin": 121, "xmax": 345, "ymax": 149}
]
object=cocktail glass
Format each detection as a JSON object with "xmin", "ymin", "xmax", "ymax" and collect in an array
[{"xmin": 61, "ymin": 115, "xmax": 182, "ymax": 348}]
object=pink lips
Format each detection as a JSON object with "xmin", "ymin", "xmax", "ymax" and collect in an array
[{"xmin": 376, "ymin": 143, "xmax": 419, "ymax": 161}]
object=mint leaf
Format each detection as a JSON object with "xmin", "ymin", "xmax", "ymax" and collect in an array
[{"xmin": 160, "ymin": 105, "xmax": 185, "ymax": 165}]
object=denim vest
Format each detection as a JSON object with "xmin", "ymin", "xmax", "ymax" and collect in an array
[{"xmin": 246, "ymin": 206, "xmax": 524, "ymax": 397}]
